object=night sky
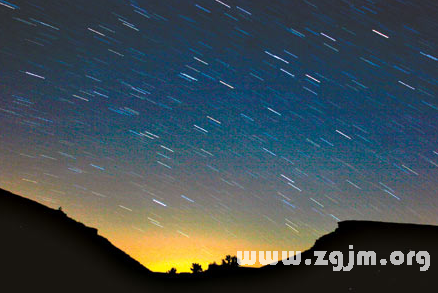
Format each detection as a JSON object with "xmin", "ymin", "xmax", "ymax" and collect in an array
[{"xmin": 0, "ymin": 0, "xmax": 437, "ymax": 272}]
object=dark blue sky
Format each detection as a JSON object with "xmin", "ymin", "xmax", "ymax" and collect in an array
[{"xmin": 0, "ymin": 0, "xmax": 437, "ymax": 271}]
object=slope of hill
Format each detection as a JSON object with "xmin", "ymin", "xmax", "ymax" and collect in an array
[
  {"xmin": 1, "ymin": 188, "xmax": 437, "ymax": 293},
  {"xmin": 0, "ymin": 188, "xmax": 156, "ymax": 292}
]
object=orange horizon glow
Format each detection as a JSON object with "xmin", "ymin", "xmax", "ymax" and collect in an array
[
  {"xmin": 2, "ymin": 184, "xmax": 310, "ymax": 273},
  {"xmin": 5, "ymin": 183, "xmax": 438, "ymax": 273},
  {"xmin": 107, "ymin": 224, "xmax": 308, "ymax": 273}
]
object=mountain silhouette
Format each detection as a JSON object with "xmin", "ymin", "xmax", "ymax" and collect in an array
[{"xmin": 1, "ymin": 188, "xmax": 437, "ymax": 292}]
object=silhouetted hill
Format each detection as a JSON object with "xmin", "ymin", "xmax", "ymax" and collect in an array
[
  {"xmin": 1, "ymin": 188, "xmax": 437, "ymax": 292},
  {"xmin": 0, "ymin": 188, "xmax": 156, "ymax": 292},
  {"xmin": 255, "ymin": 220, "xmax": 438, "ymax": 292}
]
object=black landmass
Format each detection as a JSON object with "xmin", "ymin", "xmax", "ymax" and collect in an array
[{"xmin": 0, "ymin": 188, "xmax": 437, "ymax": 292}]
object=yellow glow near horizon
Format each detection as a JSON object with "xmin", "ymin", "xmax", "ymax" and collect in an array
[
  {"xmin": 8, "ymin": 183, "xmax": 438, "ymax": 274},
  {"xmin": 4, "ymin": 182, "xmax": 309, "ymax": 273},
  {"xmin": 108, "ymin": 228, "xmax": 293, "ymax": 273}
]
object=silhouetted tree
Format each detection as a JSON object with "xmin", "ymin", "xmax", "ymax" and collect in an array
[
  {"xmin": 221, "ymin": 255, "xmax": 240, "ymax": 267},
  {"xmin": 167, "ymin": 267, "xmax": 177, "ymax": 274},
  {"xmin": 57, "ymin": 206, "xmax": 65, "ymax": 215},
  {"xmin": 231, "ymin": 256, "xmax": 239, "ymax": 267},
  {"xmin": 190, "ymin": 263, "xmax": 203, "ymax": 274},
  {"xmin": 225, "ymin": 255, "xmax": 232, "ymax": 265}
]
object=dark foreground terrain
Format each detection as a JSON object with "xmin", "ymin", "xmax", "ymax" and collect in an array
[{"xmin": 1, "ymin": 188, "xmax": 437, "ymax": 292}]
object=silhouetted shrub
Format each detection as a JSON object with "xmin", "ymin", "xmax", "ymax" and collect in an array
[
  {"xmin": 231, "ymin": 256, "xmax": 239, "ymax": 267},
  {"xmin": 167, "ymin": 267, "xmax": 177, "ymax": 274},
  {"xmin": 190, "ymin": 263, "xmax": 203, "ymax": 274},
  {"xmin": 221, "ymin": 255, "xmax": 240, "ymax": 267},
  {"xmin": 208, "ymin": 262, "xmax": 219, "ymax": 271}
]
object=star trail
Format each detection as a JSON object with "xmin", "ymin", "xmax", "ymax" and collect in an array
[{"xmin": 0, "ymin": 0, "xmax": 437, "ymax": 272}]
